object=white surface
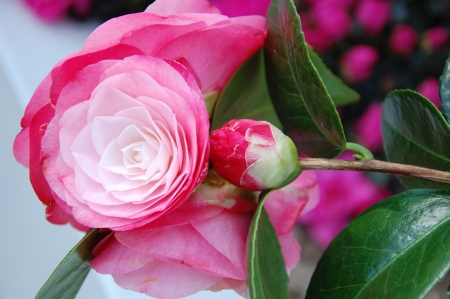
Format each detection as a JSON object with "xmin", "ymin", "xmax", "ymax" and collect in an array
[{"xmin": 0, "ymin": 1, "xmax": 241, "ymax": 298}]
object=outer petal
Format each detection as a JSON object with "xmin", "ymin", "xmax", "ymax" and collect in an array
[
  {"xmin": 265, "ymin": 171, "xmax": 318, "ymax": 235},
  {"xmin": 210, "ymin": 0, "xmax": 271, "ymax": 17},
  {"xmin": 114, "ymin": 260, "xmax": 221, "ymax": 299},
  {"xmin": 145, "ymin": 0, "xmax": 221, "ymax": 15}
]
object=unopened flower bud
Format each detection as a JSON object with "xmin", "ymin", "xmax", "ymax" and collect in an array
[{"xmin": 210, "ymin": 119, "xmax": 298, "ymax": 191}]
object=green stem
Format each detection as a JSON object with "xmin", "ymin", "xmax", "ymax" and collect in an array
[{"xmin": 345, "ymin": 142, "xmax": 374, "ymax": 160}]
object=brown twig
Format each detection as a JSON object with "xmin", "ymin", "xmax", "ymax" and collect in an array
[{"xmin": 299, "ymin": 158, "xmax": 450, "ymax": 185}]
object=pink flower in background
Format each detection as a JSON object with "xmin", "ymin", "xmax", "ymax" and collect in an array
[
  {"xmin": 91, "ymin": 172, "xmax": 318, "ymax": 298},
  {"xmin": 355, "ymin": 0, "xmax": 391, "ymax": 35},
  {"xmin": 389, "ymin": 24, "xmax": 418, "ymax": 56},
  {"xmin": 300, "ymin": 13, "xmax": 333, "ymax": 52},
  {"xmin": 355, "ymin": 102, "xmax": 383, "ymax": 152},
  {"xmin": 298, "ymin": 153, "xmax": 391, "ymax": 248},
  {"xmin": 312, "ymin": 0, "xmax": 352, "ymax": 41},
  {"xmin": 23, "ymin": 0, "xmax": 92, "ymax": 21},
  {"xmin": 209, "ymin": 0, "xmax": 271, "ymax": 17},
  {"xmin": 13, "ymin": 0, "xmax": 266, "ymax": 230},
  {"xmin": 422, "ymin": 27, "xmax": 449, "ymax": 52},
  {"xmin": 210, "ymin": 119, "xmax": 298, "ymax": 191},
  {"xmin": 340, "ymin": 45, "xmax": 379, "ymax": 83},
  {"xmin": 416, "ymin": 78, "xmax": 441, "ymax": 108}
]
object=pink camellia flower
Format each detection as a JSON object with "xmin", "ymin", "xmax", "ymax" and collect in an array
[
  {"xmin": 355, "ymin": 102, "xmax": 383, "ymax": 152},
  {"xmin": 299, "ymin": 152, "xmax": 391, "ymax": 248},
  {"xmin": 389, "ymin": 24, "xmax": 418, "ymax": 56},
  {"xmin": 340, "ymin": 45, "xmax": 379, "ymax": 83},
  {"xmin": 312, "ymin": 0, "xmax": 352, "ymax": 42},
  {"xmin": 422, "ymin": 27, "xmax": 449, "ymax": 52},
  {"xmin": 210, "ymin": 119, "xmax": 298, "ymax": 191},
  {"xmin": 209, "ymin": 0, "xmax": 271, "ymax": 17},
  {"xmin": 416, "ymin": 78, "xmax": 441, "ymax": 108},
  {"xmin": 300, "ymin": 12, "xmax": 333, "ymax": 52},
  {"xmin": 355, "ymin": 0, "xmax": 391, "ymax": 35},
  {"xmin": 91, "ymin": 170, "xmax": 318, "ymax": 298},
  {"xmin": 13, "ymin": 0, "xmax": 266, "ymax": 231},
  {"xmin": 23, "ymin": 0, "xmax": 92, "ymax": 21}
]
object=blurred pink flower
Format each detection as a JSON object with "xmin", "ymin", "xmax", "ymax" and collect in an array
[
  {"xmin": 23, "ymin": 0, "xmax": 92, "ymax": 21},
  {"xmin": 313, "ymin": 5, "xmax": 352, "ymax": 41},
  {"xmin": 301, "ymin": 13, "xmax": 333, "ymax": 52},
  {"xmin": 422, "ymin": 27, "xmax": 449, "ymax": 52},
  {"xmin": 209, "ymin": 0, "xmax": 271, "ymax": 17},
  {"xmin": 416, "ymin": 78, "xmax": 440, "ymax": 108},
  {"xmin": 340, "ymin": 45, "xmax": 379, "ymax": 83},
  {"xmin": 355, "ymin": 102, "xmax": 383, "ymax": 152},
  {"xmin": 355, "ymin": 0, "xmax": 391, "ymax": 35},
  {"xmin": 389, "ymin": 24, "xmax": 418, "ymax": 56},
  {"xmin": 298, "ymin": 152, "xmax": 391, "ymax": 248}
]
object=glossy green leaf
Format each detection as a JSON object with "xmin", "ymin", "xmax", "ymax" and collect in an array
[
  {"xmin": 382, "ymin": 90, "xmax": 450, "ymax": 189},
  {"xmin": 308, "ymin": 47, "xmax": 360, "ymax": 106},
  {"xmin": 306, "ymin": 189, "xmax": 450, "ymax": 299},
  {"xmin": 265, "ymin": 0, "xmax": 346, "ymax": 158},
  {"xmin": 35, "ymin": 229, "xmax": 108, "ymax": 299},
  {"xmin": 439, "ymin": 56, "xmax": 450, "ymax": 123},
  {"xmin": 247, "ymin": 190, "xmax": 289, "ymax": 299},
  {"xmin": 210, "ymin": 49, "xmax": 282, "ymax": 131}
]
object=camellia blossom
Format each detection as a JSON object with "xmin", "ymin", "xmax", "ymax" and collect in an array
[
  {"xmin": 210, "ymin": 119, "xmax": 298, "ymax": 191},
  {"xmin": 91, "ymin": 170, "xmax": 319, "ymax": 298},
  {"xmin": 339, "ymin": 45, "xmax": 379, "ymax": 83},
  {"xmin": 23, "ymin": 0, "xmax": 92, "ymax": 21},
  {"xmin": 13, "ymin": 0, "xmax": 266, "ymax": 230},
  {"xmin": 389, "ymin": 24, "xmax": 418, "ymax": 56}
]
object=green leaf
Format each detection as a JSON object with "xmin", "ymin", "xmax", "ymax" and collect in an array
[
  {"xmin": 306, "ymin": 189, "xmax": 450, "ymax": 299},
  {"xmin": 264, "ymin": 0, "xmax": 346, "ymax": 158},
  {"xmin": 248, "ymin": 190, "xmax": 289, "ymax": 299},
  {"xmin": 35, "ymin": 229, "xmax": 108, "ymax": 299},
  {"xmin": 210, "ymin": 49, "xmax": 282, "ymax": 131},
  {"xmin": 382, "ymin": 90, "xmax": 450, "ymax": 189},
  {"xmin": 439, "ymin": 56, "xmax": 450, "ymax": 123},
  {"xmin": 308, "ymin": 47, "xmax": 360, "ymax": 106}
]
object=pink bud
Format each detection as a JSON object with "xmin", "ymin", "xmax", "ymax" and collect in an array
[
  {"xmin": 210, "ymin": 119, "xmax": 298, "ymax": 191},
  {"xmin": 389, "ymin": 24, "xmax": 418, "ymax": 56},
  {"xmin": 422, "ymin": 27, "xmax": 448, "ymax": 52},
  {"xmin": 416, "ymin": 78, "xmax": 440, "ymax": 108},
  {"xmin": 355, "ymin": 0, "xmax": 391, "ymax": 35},
  {"xmin": 340, "ymin": 45, "xmax": 379, "ymax": 83},
  {"xmin": 355, "ymin": 102, "xmax": 383, "ymax": 152}
]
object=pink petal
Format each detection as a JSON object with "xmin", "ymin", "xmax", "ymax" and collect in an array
[
  {"xmin": 145, "ymin": 0, "xmax": 221, "ymax": 15},
  {"xmin": 157, "ymin": 23, "xmax": 265, "ymax": 92},
  {"xmin": 278, "ymin": 233, "xmax": 301, "ymax": 271},
  {"xmin": 265, "ymin": 171, "xmax": 318, "ymax": 235},
  {"xmin": 91, "ymin": 235, "xmax": 154, "ymax": 275},
  {"xmin": 29, "ymin": 104, "xmax": 55, "ymax": 205},
  {"xmin": 13, "ymin": 127, "xmax": 30, "ymax": 167},
  {"xmin": 113, "ymin": 260, "xmax": 221, "ymax": 299},
  {"xmin": 210, "ymin": 0, "xmax": 271, "ymax": 17},
  {"xmin": 116, "ymin": 223, "xmax": 243, "ymax": 279},
  {"xmin": 192, "ymin": 210, "xmax": 251, "ymax": 279}
]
